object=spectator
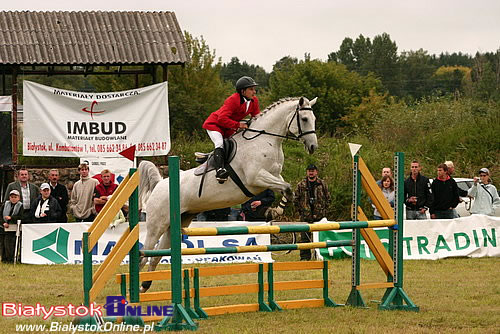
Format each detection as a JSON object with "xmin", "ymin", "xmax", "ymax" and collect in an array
[
  {"xmin": 1, "ymin": 190, "xmax": 24, "ymax": 263},
  {"xmin": 377, "ymin": 167, "xmax": 392, "ymax": 186},
  {"xmin": 373, "ymin": 175, "xmax": 395, "ymax": 220},
  {"xmin": 241, "ymin": 189, "xmax": 275, "ymax": 221},
  {"xmin": 430, "ymin": 164, "xmax": 460, "ymax": 219},
  {"xmin": 69, "ymin": 164, "xmax": 99, "ymax": 222},
  {"xmin": 30, "ymin": 183, "xmax": 62, "ymax": 223},
  {"xmin": 294, "ymin": 164, "xmax": 330, "ymax": 261},
  {"xmin": 5, "ymin": 168, "xmax": 39, "ymax": 223},
  {"xmin": 404, "ymin": 160, "xmax": 433, "ymax": 220},
  {"xmin": 444, "ymin": 160, "xmax": 468, "ymax": 217},
  {"xmin": 48, "ymin": 169, "xmax": 69, "ymax": 223},
  {"xmin": 468, "ymin": 168, "xmax": 500, "ymax": 216},
  {"xmin": 197, "ymin": 208, "xmax": 231, "ymax": 221},
  {"xmin": 110, "ymin": 209, "xmax": 126, "ymax": 229},
  {"xmin": 94, "ymin": 169, "xmax": 118, "ymax": 214}
]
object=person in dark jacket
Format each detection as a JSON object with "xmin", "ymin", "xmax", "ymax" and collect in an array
[
  {"xmin": 241, "ymin": 190, "xmax": 275, "ymax": 221},
  {"xmin": 1, "ymin": 190, "xmax": 24, "ymax": 263},
  {"xmin": 404, "ymin": 160, "xmax": 433, "ymax": 219},
  {"xmin": 5, "ymin": 168, "xmax": 39, "ymax": 223},
  {"xmin": 30, "ymin": 183, "xmax": 62, "ymax": 223},
  {"xmin": 294, "ymin": 164, "xmax": 330, "ymax": 261},
  {"xmin": 48, "ymin": 169, "xmax": 69, "ymax": 223},
  {"xmin": 430, "ymin": 164, "xmax": 460, "ymax": 219}
]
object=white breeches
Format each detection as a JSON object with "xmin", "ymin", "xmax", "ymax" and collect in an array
[{"xmin": 206, "ymin": 130, "xmax": 224, "ymax": 149}]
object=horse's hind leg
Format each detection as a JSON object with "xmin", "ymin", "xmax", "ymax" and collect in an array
[
  {"xmin": 140, "ymin": 213, "xmax": 196, "ymax": 293},
  {"xmin": 140, "ymin": 230, "xmax": 170, "ymax": 292}
]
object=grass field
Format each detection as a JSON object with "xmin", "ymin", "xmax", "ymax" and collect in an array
[{"xmin": 1, "ymin": 253, "xmax": 499, "ymax": 334}]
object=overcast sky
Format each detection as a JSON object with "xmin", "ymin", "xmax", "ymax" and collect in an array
[{"xmin": 4, "ymin": 1, "xmax": 500, "ymax": 71}]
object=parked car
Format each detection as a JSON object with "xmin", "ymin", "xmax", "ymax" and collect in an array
[{"xmin": 454, "ymin": 178, "xmax": 474, "ymax": 217}]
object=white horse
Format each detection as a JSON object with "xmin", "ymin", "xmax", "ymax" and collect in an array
[{"xmin": 138, "ymin": 96, "xmax": 318, "ymax": 291}]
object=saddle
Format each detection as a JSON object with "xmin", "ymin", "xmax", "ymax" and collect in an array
[
  {"xmin": 194, "ymin": 139, "xmax": 237, "ymax": 176},
  {"xmin": 194, "ymin": 138, "xmax": 255, "ymax": 198}
]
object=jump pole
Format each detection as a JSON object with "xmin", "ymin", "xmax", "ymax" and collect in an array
[
  {"xmin": 154, "ymin": 156, "xmax": 198, "ymax": 331},
  {"xmin": 379, "ymin": 152, "xmax": 419, "ymax": 311},
  {"xmin": 346, "ymin": 154, "xmax": 365, "ymax": 307}
]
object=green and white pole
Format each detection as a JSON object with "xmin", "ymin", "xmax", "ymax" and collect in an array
[
  {"xmin": 379, "ymin": 152, "xmax": 419, "ymax": 311},
  {"xmin": 346, "ymin": 154, "xmax": 366, "ymax": 307},
  {"xmin": 155, "ymin": 156, "xmax": 198, "ymax": 331}
]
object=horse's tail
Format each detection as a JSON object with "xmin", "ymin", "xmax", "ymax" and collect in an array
[{"xmin": 138, "ymin": 160, "xmax": 163, "ymax": 208}]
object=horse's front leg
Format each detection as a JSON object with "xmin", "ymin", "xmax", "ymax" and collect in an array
[{"xmin": 252, "ymin": 169, "xmax": 293, "ymax": 201}]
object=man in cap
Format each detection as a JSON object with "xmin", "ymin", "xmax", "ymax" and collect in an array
[
  {"xmin": 294, "ymin": 164, "xmax": 330, "ymax": 260},
  {"xmin": 468, "ymin": 168, "xmax": 500, "ymax": 216},
  {"xmin": 30, "ymin": 183, "xmax": 62, "ymax": 223},
  {"xmin": 5, "ymin": 168, "xmax": 39, "ymax": 224},
  {"xmin": 1, "ymin": 190, "xmax": 24, "ymax": 262}
]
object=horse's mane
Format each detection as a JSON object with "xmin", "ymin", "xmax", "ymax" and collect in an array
[{"xmin": 253, "ymin": 97, "xmax": 300, "ymax": 120}]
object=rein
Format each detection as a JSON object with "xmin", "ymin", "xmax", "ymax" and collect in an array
[{"xmin": 242, "ymin": 106, "xmax": 316, "ymax": 141}]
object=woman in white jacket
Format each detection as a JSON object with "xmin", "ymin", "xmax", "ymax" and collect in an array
[{"xmin": 468, "ymin": 168, "xmax": 500, "ymax": 216}]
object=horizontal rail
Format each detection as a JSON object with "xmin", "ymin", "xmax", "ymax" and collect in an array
[
  {"xmin": 140, "ymin": 240, "xmax": 353, "ymax": 257},
  {"xmin": 182, "ymin": 220, "xmax": 396, "ymax": 236}
]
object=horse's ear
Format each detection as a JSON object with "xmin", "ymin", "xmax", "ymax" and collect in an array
[
  {"xmin": 310, "ymin": 97, "xmax": 318, "ymax": 106},
  {"xmin": 299, "ymin": 97, "xmax": 304, "ymax": 106}
]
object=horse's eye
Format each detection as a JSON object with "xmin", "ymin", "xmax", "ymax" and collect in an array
[{"xmin": 301, "ymin": 117, "xmax": 308, "ymax": 122}]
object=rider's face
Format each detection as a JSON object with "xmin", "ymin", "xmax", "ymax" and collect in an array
[{"xmin": 242, "ymin": 86, "xmax": 256, "ymax": 99}]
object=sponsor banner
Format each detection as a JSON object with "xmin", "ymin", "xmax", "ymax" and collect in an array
[
  {"xmin": 23, "ymin": 81, "xmax": 170, "ymax": 157},
  {"xmin": 21, "ymin": 221, "xmax": 272, "ymax": 264},
  {"xmin": 315, "ymin": 215, "xmax": 499, "ymax": 260}
]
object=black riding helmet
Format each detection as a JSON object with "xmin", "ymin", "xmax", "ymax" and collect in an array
[{"xmin": 236, "ymin": 76, "xmax": 258, "ymax": 92}]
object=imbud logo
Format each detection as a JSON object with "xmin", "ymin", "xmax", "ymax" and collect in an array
[
  {"xmin": 32, "ymin": 227, "xmax": 70, "ymax": 264},
  {"xmin": 104, "ymin": 296, "xmax": 173, "ymax": 317}
]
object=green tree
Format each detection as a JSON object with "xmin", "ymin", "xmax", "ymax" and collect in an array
[
  {"xmin": 268, "ymin": 59, "xmax": 382, "ymax": 135},
  {"xmin": 469, "ymin": 50, "xmax": 500, "ymax": 101},
  {"xmin": 220, "ymin": 57, "xmax": 269, "ymax": 89},
  {"xmin": 167, "ymin": 32, "xmax": 233, "ymax": 137},
  {"xmin": 398, "ymin": 49, "xmax": 436, "ymax": 99}
]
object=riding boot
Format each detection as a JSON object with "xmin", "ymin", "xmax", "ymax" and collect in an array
[{"xmin": 214, "ymin": 147, "xmax": 229, "ymax": 183}]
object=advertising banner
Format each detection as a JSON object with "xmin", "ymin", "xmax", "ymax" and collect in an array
[
  {"xmin": 80, "ymin": 157, "xmax": 134, "ymax": 184},
  {"xmin": 21, "ymin": 221, "xmax": 272, "ymax": 265},
  {"xmin": 23, "ymin": 81, "xmax": 170, "ymax": 157},
  {"xmin": 315, "ymin": 215, "xmax": 499, "ymax": 260}
]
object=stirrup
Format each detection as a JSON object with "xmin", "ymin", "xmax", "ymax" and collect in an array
[{"xmin": 216, "ymin": 168, "xmax": 228, "ymax": 183}]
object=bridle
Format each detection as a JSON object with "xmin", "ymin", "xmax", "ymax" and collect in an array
[{"xmin": 242, "ymin": 104, "xmax": 316, "ymax": 141}]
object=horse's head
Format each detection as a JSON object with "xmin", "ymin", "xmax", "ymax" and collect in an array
[{"xmin": 288, "ymin": 97, "xmax": 318, "ymax": 154}]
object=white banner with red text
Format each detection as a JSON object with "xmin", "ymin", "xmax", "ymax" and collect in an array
[
  {"xmin": 21, "ymin": 221, "xmax": 272, "ymax": 265},
  {"xmin": 23, "ymin": 81, "xmax": 170, "ymax": 157}
]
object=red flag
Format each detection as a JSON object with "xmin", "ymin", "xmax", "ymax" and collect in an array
[{"xmin": 119, "ymin": 145, "xmax": 136, "ymax": 162}]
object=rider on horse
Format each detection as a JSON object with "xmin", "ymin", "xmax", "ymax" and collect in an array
[{"xmin": 202, "ymin": 76, "xmax": 261, "ymax": 183}]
